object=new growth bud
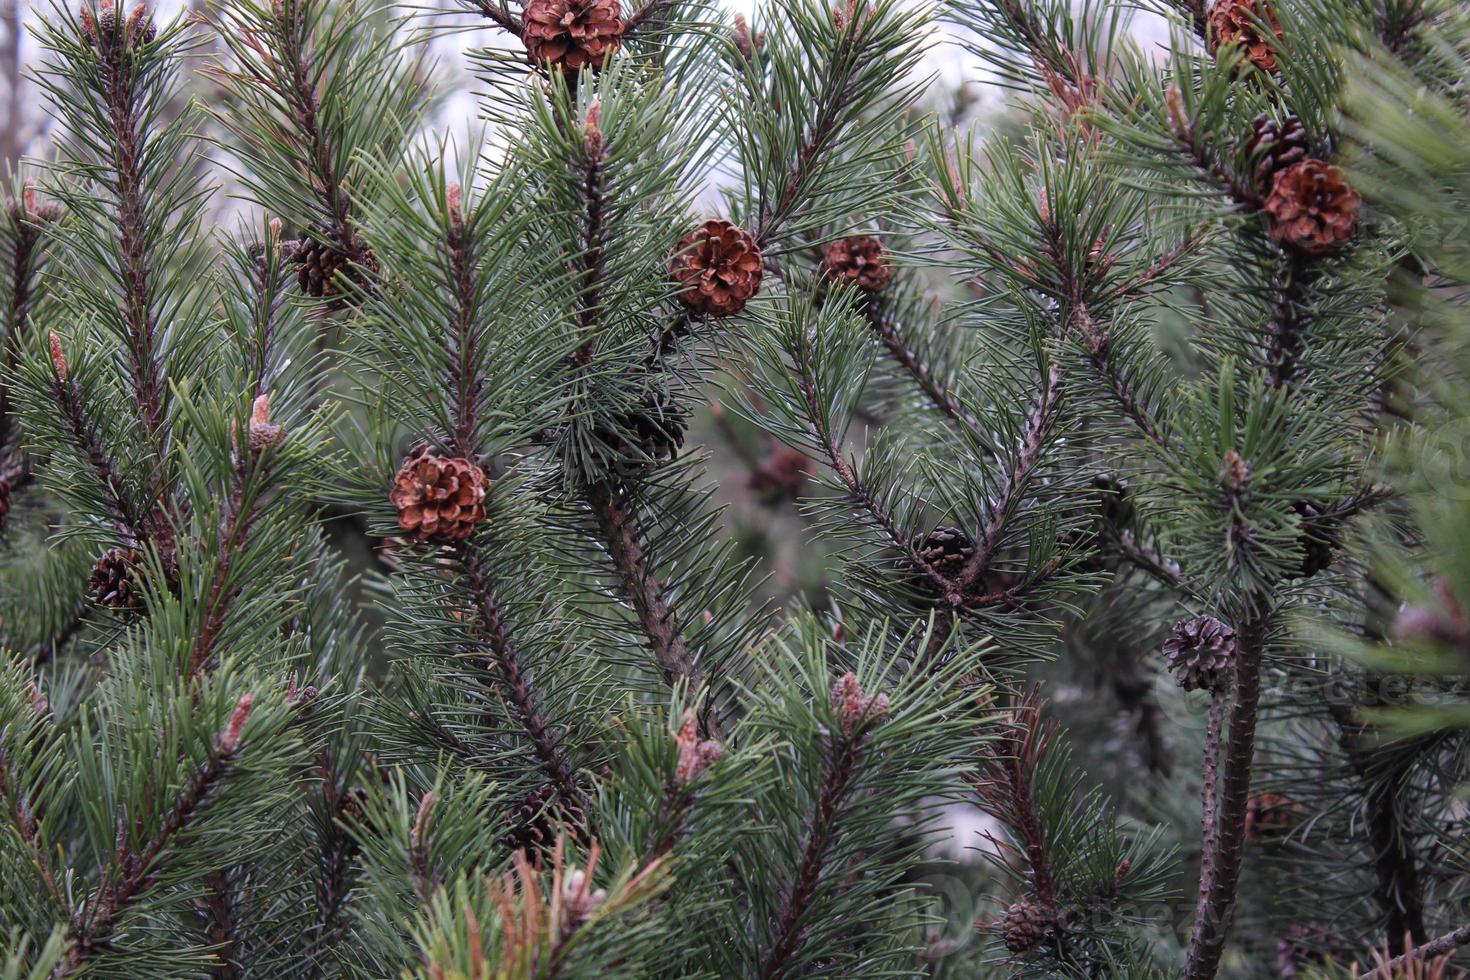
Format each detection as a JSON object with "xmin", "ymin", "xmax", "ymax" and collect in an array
[
  {"xmin": 830, "ymin": 672, "xmax": 890, "ymax": 736},
  {"xmin": 673, "ymin": 709, "xmax": 723, "ymax": 786},
  {"xmin": 583, "ymin": 101, "xmax": 603, "ymax": 157},
  {"xmin": 248, "ymin": 393, "xmax": 286, "ymax": 452},
  {"xmin": 219, "ymin": 692, "xmax": 255, "ymax": 755},
  {"xmin": 48, "ymin": 332, "xmax": 68, "ymax": 381}
]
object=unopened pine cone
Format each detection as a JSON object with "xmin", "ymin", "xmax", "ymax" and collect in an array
[
  {"xmin": 1243, "ymin": 113, "xmax": 1310, "ymax": 195},
  {"xmin": 1207, "ymin": 0, "xmax": 1283, "ymax": 73},
  {"xmin": 1264, "ymin": 160, "xmax": 1361, "ymax": 257},
  {"xmin": 913, "ymin": 526, "xmax": 974, "ymax": 579},
  {"xmin": 821, "ymin": 235, "xmax": 892, "ymax": 293},
  {"xmin": 999, "ymin": 900, "xmax": 1055, "ymax": 952},
  {"xmin": 292, "ymin": 235, "xmax": 379, "ymax": 299},
  {"xmin": 390, "ymin": 447, "xmax": 489, "ymax": 543},
  {"xmin": 88, "ymin": 547, "xmax": 147, "ymax": 614},
  {"xmin": 592, "ymin": 391, "xmax": 688, "ymax": 470},
  {"xmin": 668, "ymin": 219, "xmax": 763, "ymax": 316},
  {"xmin": 522, "ymin": 0, "xmax": 623, "ymax": 71}
]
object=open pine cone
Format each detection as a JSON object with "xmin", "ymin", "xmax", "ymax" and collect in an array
[
  {"xmin": 1264, "ymin": 160, "xmax": 1361, "ymax": 257},
  {"xmin": 1244, "ymin": 113, "xmax": 1310, "ymax": 196},
  {"xmin": 1161, "ymin": 615, "xmax": 1237, "ymax": 692},
  {"xmin": 390, "ymin": 447, "xmax": 489, "ymax": 543},
  {"xmin": 522, "ymin": 0, "xmax": 623, "ymax": 71},
  {"xmin": 88, "ymin": 547, "xmax": 147, "ymax": 614},
  {"xmin": 668, "ymin": 219, "xmax": 763, "ymax": 316},
  {"xmin": 822, "ymin": 235, "xmax": 892, "ymax": 293},
  {"xmin": 1207, "ymin": 0, "xmax": 1283, "ymax": 73},
  {"xmin": 1000, "ymin": 900, "xmax": 1056, "ymax": 953}
]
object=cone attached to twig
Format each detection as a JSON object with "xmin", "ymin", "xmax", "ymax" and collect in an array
[
  {"xmin": 669, "ymin": 219, "xmax": 763, "ymax": 316},
  {"xmin": 290, "ymin": 235, "xmax": 379, "ymax": 299},
  {"xmin": 1243, "ymin": 113, "xmax": 1310, "ymax": 196},
  {"xmin": 390, "ymin": 447, "xmax": 489, "ymax": 543},
  {"xmin": 1161, "ymin": 615, "xmax": 1237, "ymax": 692},
  {"xmin": 1000, "ymin": 900, "xmax": 1056, "ymax": 952},
  {"xmin": 522, "ymin": 0, "xmax": 623, "ymax": 71},
  {"xmin": 1207, "ymin": 0, "xmax": 1283, "ymax": 73},
  {"xmin": 1264, "ymin": 160, "xmax": 1361, "ymax": 257},
  {"xmin": 88, "ymin": 546, "xmax": 148, "ymax": 615},
  {"xmin": 822, "ymin": 235, "xmax": 892, "ymax": 294},
  {"xmin": 913, "ymin": 526, "xmax": 974, "ymax": 580}
]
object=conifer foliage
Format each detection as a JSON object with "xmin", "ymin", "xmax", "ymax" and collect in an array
[{"xmin": 1, "ymin": 0, "xmax": 1469, "ymax": 975}]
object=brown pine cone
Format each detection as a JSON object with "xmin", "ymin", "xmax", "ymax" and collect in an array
[
  {"xmin": 1243, "ymin": 113, "xmax": 1310, "ymax": 196},
  {"xmin": 1290, "ymin": 500, "xmax": 1337, "ymax": 579},
  {"xmin": 1161, "ymin": 615, "xmax": 1237, "ymax": 692},
  {"xmin": 592, "ymin": 392, "xmax": 688, "ymax": 469},
  {"xmin": 913, "ymin": 526, "xmax": 974, "ymax": 579},
  {"xmin": 669, "ymin": 219, "xmax": 763, "ymax": 316},
  {"xmin": 821, "ymin": 235, "xmax": 892, "ymax": 294},
  {"xmin": 1000, "ymin": 900, "xmax": 1056, "ymax": 953},
  {"xmin": 748, "ymin": 446, "xmax": 811, "ymax": 503},
  {"xmin": 389, "ymin": 447, "xmax": 489, "ymax": 543},
  {"xmin": 1207, "ymin": 0, "xmax": 1283, "ymax": 73},
  {"xmin": 1264, "ymin": 160, "xmax": 1361, "ymax": 257},
  {"xmin": 499, "ymin": 784, "xmax": 587, "ymax": 852},
  {"xmin": 88, "ymin": 547, "xmax": 147, "ymax": 614},
  {"xmin": 522, "ymin": 0, "xmax": 623, "ymax": 71},
  {"xmin": 1245, "ymin": 791, "xmax": 1301, "ymax": 842},
  {"xmin": 292, "ymin": 236, "xmax": 379, "ymax": 299}
]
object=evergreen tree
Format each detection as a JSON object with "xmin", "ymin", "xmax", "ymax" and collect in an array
[{"xmin": 1, "ymin": 0, "xmax": 1469, "ymax": 975}]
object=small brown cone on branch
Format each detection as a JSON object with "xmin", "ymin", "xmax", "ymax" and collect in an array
[
  {"xmin": 390, "ymin": 447, "xmax": 489, "ymax": 543},
  {"xmin": 592, "ymin": 392, "xmax": 688, "ymax": 469},
  {"xmin": 1000, "ymin": 900, "xmax": 1056, "ymax": 952},
  {"xmin": 1243, "ymin": 113, "xmax": 1310, "ymax": 196},
  {"xmin": 1245, "ymin": 791, "xmax": 1301, "ymax": 842},
  {"xmin": 913, "ymin": 526, "xmax": 974, "ymax": 580},
  {"xmin": 821, "ymin": 235, "xmax": 892, "ymax": 293},
  {"xmin": 1207, "ymin": 0, "xmax": 1283, "ymax": 73},
  {"xmin": 88, "ymin": 547, "xmax": 147, "ymax": 615},
  {"xmin": 291, "ymin": 236, "xmax": 379, "ymax": 299},
  {"xmin": 668, "ymin": 219, "xmax": 763, "ymax": 316},
  {"xmin": 522, "ymin": 0, "xmax": 623, "ymax": 71},
  {"xmin": 1264, "ymin": 160, "xmax": 1361, "ymax": 257},
  {"xmin": 1161, "ymin": 615, "xmax": 1237, "ymax": 692}
]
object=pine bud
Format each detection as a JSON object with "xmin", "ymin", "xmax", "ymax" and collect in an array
[
  {"xmin": 561, "ymin": 866, "xmax": 607, "ymax": 923},
  {"xmin": 732, "ymin": 14, "xmax": 763, "ymax": 59},
  {"xmin": 248, "ymin": 393, "xmax": 285, "ymax": 452},
  {"xmin": 673, "ymin": 709, "xmax": 723, "ymax": 786},
  {"xmin": 1164, "ymin": 85, "xmax": 1190, "ymax": 140},
  {"xmin": 584, "ymin": 100, "xmax": 603, "ymax": 158},
  {"xmin": 48, "ymin": 332, "xmax": 68, "ymax": 381},
  {"xmin": 1219, "ymin": 449, "xmax": 1251, "ymax": 492},
  {"xmin": 219, "ymin": 693, "xmax": 254, "ymax": 754},
  {"xmin": 831, "ymin": 672, "xmax": 890, "ymax": 736},
  {"xmin": 412, "ymin": 790, "xmax": 437, "ymax": 849}
]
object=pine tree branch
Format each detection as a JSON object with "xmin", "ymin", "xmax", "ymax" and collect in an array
[
  {"xmin": 47, "ymin": 351, "xmax": 152, "ymax": 542},
  {"xmin": 790, "ymin": 331, "xmax": 955, "ymax": 599},
  {"xmin": 759, "ymin": 730, "xmax": 864, "ymax": 980},
  {"xmin": 0, "ymin": 737, "xmax": 66, "ymax": 913},
  {"xmin": 197, "ymin": 869, "xmax": 242, "ymax": 979},
  {"xmin": 444, "ymin": 197, "xmax": 485, "ymax": 458},
  {"xmin": 584, "ymin": 480, "xmax": 705, "ymax": 702},
  {"xmin": 1262, "ymin": 253, "xmax": 1319, "ymax": 390},
  {"xmin": 305, "ymin": 760, "xmax": 363, "ymax": 979},
  {"xmin": 1183, "ymin": 595, "xmax": 1270, "ymax": 980},
  {"xmin": 955, "ymin": 359, "xmax": 1064, "ymax": 594},
  {"xmin": 0, "ymin": 200, "xmax": 43, "ymax": 459},
  {"xmin": 1358, "ymin": 923, "xmax": 1470, "ymax": 980},
  {"xmin": 469, "ymin": 0, "xmax": 522, "ymax": 34},
  {"xmin": 98, "ymin": 34, "xmax": 170, "ymax": 467},
  {"xmin": 63, "ymin": 696, "xmax": 255, "ymax": 975},
  {"xmin": 861, "ymin": 295, "xmax": 973, "ymax": 432},
  {"xmin": 1097, "ymin": 223, "xmax": 1205, "ymax": 304},
  {"xmin": 459, "ymin": 544, "xmax": 588, "ymax": 812},
  {"xmin": 1190, "ymin": 689, "xmax": 1227, "ymax": 955},
  {"xmin": 570, "ymin": 118, "xmax": 608, "ymax": 367},
  {"xmin": 188, "ymin": 456, "xmax": 270, "ymax": 679}
]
